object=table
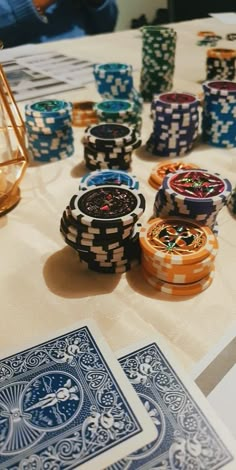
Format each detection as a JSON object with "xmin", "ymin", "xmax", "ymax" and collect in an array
[{"xmin": 1, "ymin": 17, "xmax": 236, "ymax": 379}]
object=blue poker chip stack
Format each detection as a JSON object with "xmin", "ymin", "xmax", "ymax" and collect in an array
[
  {"xmin": 153, "ymin": 169, "xmax": 232, "ymax": 235},
  {"xmin": 93, "ymin": 63, "xmax": 143, "ymax": 114},
  {"xmin": 25, "ymin": 99, "xmax": 74, "ymax": 163},
  {"xmin": 82, "ymin": 122, "xmax": 141, "ymax": 171},
  {"xmin": 94, "ymin": 99, "xmax": 142, "ymax": 135},
  {"xmin": 147, "ymin": 92, "xmax": 199, "ymax": 157},
  {"xmin": 60, "ymin": 185, "xmax": 146, "ymax": 273},
  {"xmin": 202, "ymin": 80, "xmax": 236, "ymax": 148},
  {"xmin": 79, "ymin": 169, "xmax": 139, "ymax": 190}
]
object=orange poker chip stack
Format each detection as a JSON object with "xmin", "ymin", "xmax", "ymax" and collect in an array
[
  {"xmin": 148, "ymin": 161, "xmax": 199, "ymax": 190},
  {"xmin": 139, "ymin": 216, "xmax": 218, "ymax": 296},
  {"xmin": 72, "ymin": 101, "xmax": 99, "ymax": 127}
]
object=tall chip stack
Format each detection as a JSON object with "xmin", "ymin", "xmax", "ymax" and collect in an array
[
  {"xmin": 60, "ymin": 185, "xmax": 145, "ymax": 273},
  {"xmin": 146, "ymin": 92, "xmax": 199, "ymax": 157},
  {"xmin": 25, "ymin": 100, "xmax": 74, "ymax": 163},
  {"xmin": 140, "ymin": 216, "xmax": 218, "ymax": 296},
  {"xmin": 140, "ymin": 26, "xmax": 177, "ymax": 102},
  {"xmin": 82, "ymin": 122, "xmax": 141, "ymax": 171},
  {"xmin": 153, "ymin": 169, "xmax": 232, "ymax": 235},
  {"xmin": 202, "ymin": 80, "xmax": 236, "ymax": 148},
  {"xmin": 206, "ymin": 48, "xmax": 236, "ymax": 80}
]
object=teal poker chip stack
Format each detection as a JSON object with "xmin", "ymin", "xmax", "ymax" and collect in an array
[
  {"xmin": 227, "ymin": 186, "xmax": 236, "ymax": 216},
  {"xmin": 60, "ymin": 184, "xmax": 146, "ymax": 273},
  {"xmin": 79, "ymin": 169, "xmax": 139, "ymax": 190},
  {"xmin": 147, "ymin": 92, "xmax": 199, "ymax": 157},
  {"xmin": 153, "ymin": 169, "xmax": 232, "ymax": 235},
  {"xmin": 25, "ymin": 99, "xmax": 74, "ymax": 163},
  {"xmin": 202, "ymin": 80, "xmax": 236, "ymax": 148},
  {"xmin": 93, "ymin": 63, "xmax": 143, "ymax": 114},
  {"xmin": 140, "ymin": 26, "xmax": 177, "ymax": 102},
  {"xmin": 82, "ymin": 122, "xmax": 141, "ymax": 171},
  {"xmin": 94, "ymin": 99, "xmax": 142, "ymax": 134}
]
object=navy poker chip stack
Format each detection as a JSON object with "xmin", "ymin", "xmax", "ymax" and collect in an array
[
  {"xmin": 25, "ymin": 99, "xmax": 74, "ymax": 163},
  {"xmin": 94, "ymin": 99, "xmax": 142, "ymax": 135},
  {"xmin": 146, "ymin": 92, "xmax": 199, "ymax": 157},
  {"xmin": 93, "ymin": 63, "xmax": 143, "ymax": 114},
  {"xmin": 202, "ymin": 80, "xmax": 236, "ymax": 148},
  {"xmin": 60, "ymin": 185, "xmax": 146, "ymax": 273},
  {"xmin": 153, "ymin": 169, "xmax": 232, "ymax": 235},
  {"xmin": 79, "ymin": 169, "xmax": 139, "ymax": 190},
  {"xmin": 82, "ymin": 122, "xmax": 141, "ymax": 171}
]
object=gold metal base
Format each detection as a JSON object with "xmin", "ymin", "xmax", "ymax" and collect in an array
[{"xmin": 0, "ymin": 187, "xmax": 21, "ymax": 216}]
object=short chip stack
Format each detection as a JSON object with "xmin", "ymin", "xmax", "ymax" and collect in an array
[
  {"xmin": 153, "ymin": 169, "xmax": 232, "ymax": 234},
  {"xmin": 140, "ymin": 26, "xmax": 177, "ymax": 102},
  {"xmin": 79, "ymin": 169, "xmax": 139, "ymax": 190},
  {"xmin": 206, "ymin": 48, "xmax": 236, "ymax": 80},
  {"xmin": 25, "ymin": 99, "xmax": 74, "ymax": 163},
  {"xmin": 93, "ymin": 63, "xmax": 143, "ymax": 113},
  {"xmin": 202, "ymin": 80, "xmax": 236, "ymax": 148},
  {"xmin": 72, "ymin": 101, "xmax": 98, "ymax": 127},
  {"xmin": 140, "ymin": 216, "xmax": 218, "ymax": 296},
  {"xmin": 60, "ymin": 185, "xmax": 145, "ymax": 273},
  {"xmin": 94, "ymin": 99, "xmax": 142, "ymax": 135},
  {"xmin": 148, "ymin": 161, "xmax": 199, "ymax": 190},
  {"xmin": 82, "ymin": 122, "xmax": 141, "ymax": 171},
  {"xmin": 146, "ymin": 92, "xmax": 199, "ymax": 157}
]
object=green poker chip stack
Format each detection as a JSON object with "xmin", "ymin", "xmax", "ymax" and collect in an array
[
  {"xmin": 140, "ymin": 26, "xmax": 177, "ymax": 102},
  {"xmin": 94, "ymin": 99, "xmax": 142, "ymax": 135}
]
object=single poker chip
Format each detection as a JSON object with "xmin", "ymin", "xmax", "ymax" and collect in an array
[
  {"xmin": 142, "ymin": 267, "xmax": 214, "ymax": 296},
  {"xmin": 226, "ymin": 33, "xmax": 236, "ymax": 41},
  {"xmin": 207, "ymin": 48, "xmax": 236, "ymax": 59},
  {"xmin": 157, "ymin": 92, "xmax": 199, "ymax": 109},
  {"xmin": 79, "ymin": 170, "xmax": 139, "ymax": 190},
  {"xmin": 83, "ymin": 123, "xmax": 136, "ymax": 147},
  {"xmin": 149, "ymin": 161, "xmax": 200, "ymax": 189},
  {"xmin": 94, "ymin": 100, "xmax": 134, "ymax": 117},
  {"xmin": 25, "ymin": 99, "xmax": 72, "ymax": 118},
  {"xmin": 69, "ymin": 185, "xmax": 145, "ymax": 228},
  {"xmin": 197, "ymin": 31, "xmax": 216, "ymax": 37},
  {"xmin": 139, "ymin": 217, "xmax": 218, "ymax": 265}
]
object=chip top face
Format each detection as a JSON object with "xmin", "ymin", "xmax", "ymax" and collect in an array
[
  {"xmin": 169, "ymin": 170, "xmax": 225, "ymax": 198},
  {"xmin": 78, "ymin": 187, "xmax": 138, "ymax": 219},
  {"xmin": 98, "ymin": 63, "xmax": 130, "ymax": 72},
  {"xmin": 208, "ymin": 81, "xmax": 236, "ymax": 92},
  {"xmin": 147, "ymin": 219, "xmax": 207, "ymax": 256},
  {"xmin": 97, "ymin": 100, "xmax": 132, "ymax": 113},
  {"xmin": 88, "ymin": 123, "xmax": 132, "ymax": 140},
  {"xmin": 156, "ymin": 162, "xmax": 198, "ymax": 177},
  {"xmin": 159, "ymin": 92, "xmax": 196, "ymax": 104},
  {"xmin": 73, "ymin": 101, "xmax": 95, "ymax": 111},
  {"xmin": 30, "ymin": 100, "xmax": 67, "ymax": 113}
]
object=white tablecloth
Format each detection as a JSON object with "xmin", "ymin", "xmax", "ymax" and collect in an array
[{"xmin": 1, "ymin": 17, "xmax": 236, "ymax": 373}]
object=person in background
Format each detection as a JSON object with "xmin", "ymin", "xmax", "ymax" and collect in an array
[{"xmin": 0, "ymin": 0, "xmax": 118, "ymax": 48}]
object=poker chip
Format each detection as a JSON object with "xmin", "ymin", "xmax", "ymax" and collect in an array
[
  {"xmin": 149, "ymin": 161, "xmax": 199, "ymax": 190},
  {"xmin": 226, "ymin": 33, "xmax": 236, "ymax": 41},
  {"xmin": 79, "ymin": 169, "xmax": 139, "ymax": 190},
  {"xmin": 147, "ymin": 92, "xmax": 199, "ymax": 157},
  {"xmin": 72, "ymin": 101, "xmax": 98, "ymax": 127},
  {"xmin": 139, "ymin": 216, "xmax": 217, "ymax": 295},
  {"xmin": 140, "ymin": 26, "xmax": 177, "ymax": 102},
  {"xmin": 202, "ymin": 80, "xmax": 236, "ymax": 148},
  {"xmin": 60, "ymin": 185, "xmax": 144, "ymax": 273},
  {"xmin": 25, "ymin": 99, "xmax": 74, "ymax": 163},
  {"xmin": 227, "ymin": 186, "xmax": 236, "ymax": 216},
  {"xmin": 206, "ymin": 48, "xmax": 236, "ymax": 80}
]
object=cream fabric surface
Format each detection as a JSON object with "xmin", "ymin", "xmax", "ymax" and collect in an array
[{"xmin": 0, "ymin": 18, "xmax": 236, "ymax": 372}]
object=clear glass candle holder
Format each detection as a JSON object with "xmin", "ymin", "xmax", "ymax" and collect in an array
[{"xmin": 0, "ymin": 65, "xmax": 28, "ymax": 215}]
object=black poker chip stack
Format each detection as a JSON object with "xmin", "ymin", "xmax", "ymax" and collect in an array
[
  {"xmin": 60, "ymin": 185, "xmax": 146, "ymax": 273},
  {"xmin": 82, "ymin": 122, "xmax": 141, "ymax": 171}
]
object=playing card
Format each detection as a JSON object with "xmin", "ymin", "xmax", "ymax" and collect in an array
[
  {"xmin": 108, "ymin": 336, "xmax": 236, "ymax": 469},
  {"xmin": 0, "ymin": 321, "xmax": 157, "ymax": 469}
]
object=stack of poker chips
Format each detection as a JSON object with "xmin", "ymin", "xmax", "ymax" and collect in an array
[
  {"xmin": 227, "ymin": 186, "xmax": 236, "ymax": 216},
  {"xmin": 60, "ymin": 185, "xmax": 145, "ymax": 273},
  {"xmin": 82, "ymin": 122, "xmax": 141, "ymax": 171},
  {"xmin": 153, "ymin": 169, "xmax": 232, "ymax": 234},
  {"xmin": 25, "ymin": 99, "xmax": 74, "ymax": 163},
  {"xmin": 79, "ymin": 169, "xmax": 139, "ymax": 190},
  {"xmin": 94, "ymin": 99, "xmax": 142, "ymax": 135},
  {"xmin": 202, "ymin": 80, "xmax": 236, "ymax": 148},
  {"xmin": 146, "ymin": 92, "xmax": 199, "ymax": 157},
  {"xmin": 140, "ymin": 216, "xmax": 218, "ymax": 296},
  {"xmin": 206, "ymin": 48, "xmax": 236, "ymax": 80},
  {"xmin": 197, "ymin": 31, "xmax": 221, "ymax": 47},
  {"xmin": 71, "ymin": 101, "xmax": 98, "ymax": 127},
  {"xmin": 148, "ymin": 161, "xmax": 199, "ymax": 190},
  {"xmin": 93, "ymin": 63, "xmax": 143, "ymax": 113},
  {"xmin": 140, "ymin": 26, "xmax": 177, "ymax": 102}
]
